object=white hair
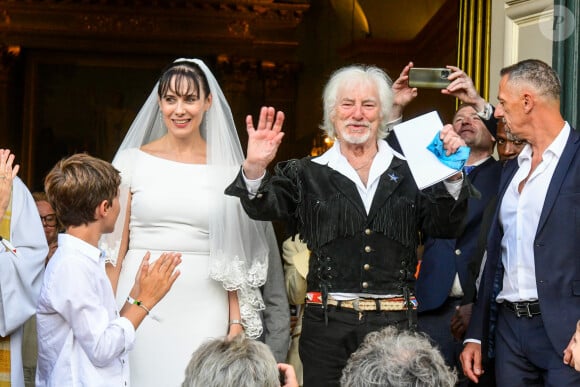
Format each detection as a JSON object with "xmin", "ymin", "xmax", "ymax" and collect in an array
[
  {"xmin": 182, "ymin": 335, "xmax": 279, "ymax": 387},
  {"xmin": 320, "ymin": 65, "xmax": 394, "ymax": 140},
  {"xmin": 340, "ymin": 326, "xmax": 457, "ymax": 387}
]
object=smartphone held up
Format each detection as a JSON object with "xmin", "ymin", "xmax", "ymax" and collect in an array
[{"xmin": 408, "ymin": 68, "xmax": 451, "ymax": 89}]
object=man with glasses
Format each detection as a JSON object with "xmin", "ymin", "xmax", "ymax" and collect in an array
[
  {"xmin": 32, "ymin": 192, "xmax": 59, "ymax": 263},
  {"xmin": 21, "ymin": 192, "xmax": 59, "ymax": 386}
]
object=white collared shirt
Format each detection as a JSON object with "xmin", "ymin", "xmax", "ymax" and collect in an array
[
  {"xmin": 497, "ymin": 123, "xmax": 570, "ymax": 303},
  {"xmin": 244, "ymin": 140, "xmax": 462, "ymax": 207},
  {"xmin": 311, "ymin": 140, "xmax": 395, "ymax": 214},
  {"xmin": 36, "ymin": 234, "xmax": 135, "ymax": 387}
]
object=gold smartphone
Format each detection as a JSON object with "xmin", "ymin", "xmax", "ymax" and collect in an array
[{"xmin": 408, "ymin": 68, "xmax": 451, "ymax": 88}]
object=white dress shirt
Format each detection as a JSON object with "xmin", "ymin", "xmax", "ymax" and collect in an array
[
  {"xmin": 36, "ymin": 234, "xmax": 135, "ymax": 387},
  {"xmin": 497, "ymin": 123, "xmax": 570, "ymax": 303},
  {"xmin": 245, "ymin": 140, "xmax": 463, "ymax": 204},
  {"xmin": 312, "ymin": 140, "xmax": 396, "ymax": 213}
]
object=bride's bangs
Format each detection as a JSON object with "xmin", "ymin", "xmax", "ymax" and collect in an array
[
  {"xmin": 171, "ymin": 71, "xmax": 201, "ymax": 99},
  {"xmin": 159, "ymin": 67, "xmax": 202, "ymax": 100}
]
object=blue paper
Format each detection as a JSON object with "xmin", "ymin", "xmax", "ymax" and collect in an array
[{"xmin": 426, "ymin": 132, "xmax": 470, "ymax": 171}]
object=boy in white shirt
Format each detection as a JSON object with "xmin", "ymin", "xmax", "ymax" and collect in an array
[{"xmin": 36, "ymin": 153, "xmax": 181, "ymax": 386}]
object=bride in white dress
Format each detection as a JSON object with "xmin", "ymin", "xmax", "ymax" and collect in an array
[{"xmin": 102, "ymin": 59, "xmax": 276, "ymax": 386}]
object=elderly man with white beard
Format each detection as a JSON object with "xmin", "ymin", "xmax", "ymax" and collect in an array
[{"xmin": 226, "ymin": 64, "xmax": 472, "ymax": 387}]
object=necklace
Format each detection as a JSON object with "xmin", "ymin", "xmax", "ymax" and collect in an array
[
  {"xmin": 351, "ymin": 149, "xmax": 378, "ymax": 171},
  {"xmin": 354, "ymin": 159, "xmax": 372, "ymax": 171}
]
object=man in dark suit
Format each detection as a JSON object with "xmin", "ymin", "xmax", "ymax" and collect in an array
[
  {"xmin": 416, "ymin": 99, "xmax": 501, "ymax": 382},
  {"xmin": 449, "ymin": 118, "xmax": 527, "ymax": 387},
  {"xmin": 460, "ymin": 59, "xmax": 580, "ymax": 385}
]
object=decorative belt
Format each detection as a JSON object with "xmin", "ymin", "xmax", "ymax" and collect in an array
[
  {"xmin": 306, "ymin": 292, "xmax": 417, "ymax": 312},
  {"xmin": 502, "ymin": 300, "xmax": 541, "ymax": 318}
]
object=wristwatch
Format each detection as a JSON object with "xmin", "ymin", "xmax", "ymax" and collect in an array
[{"xmin": 476, "ymin": 103, "xmax": 493, "ymax": 121}]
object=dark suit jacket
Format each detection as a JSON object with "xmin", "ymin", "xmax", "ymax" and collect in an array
[
  {"xmin": 467, "ymin": 126, "xmax": 580, "ymax": 357},
  {"xmin": 416, "ymin": 157, "xmax": 502, "ymax": 312}
]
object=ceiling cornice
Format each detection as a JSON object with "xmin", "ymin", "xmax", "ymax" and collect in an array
[{"xmin": 0, "ymin": 0, "xmax": 310, "ymax": 57}]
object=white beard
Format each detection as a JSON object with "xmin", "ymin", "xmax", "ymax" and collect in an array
[{"xmin": 341, "ymin": 130, "xmax": 371, "ymax": 145}]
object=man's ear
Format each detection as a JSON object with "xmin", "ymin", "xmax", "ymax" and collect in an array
[
  {"xmin": 522, "ymin": 93, "xmax": 534, "ymax": 114},
  {"xmin": 95, "ymin": 199, "xmax": 110, "ymax": 219}
]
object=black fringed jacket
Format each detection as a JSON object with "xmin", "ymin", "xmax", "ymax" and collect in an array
[{"xmin": 225, "ymin": 155, "xmax": 470, "ymax": 300}]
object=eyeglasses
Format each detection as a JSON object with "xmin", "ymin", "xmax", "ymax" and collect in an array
[{"xmin": 40, "ymin": 214, "xmax": 58, "ymax": 227}]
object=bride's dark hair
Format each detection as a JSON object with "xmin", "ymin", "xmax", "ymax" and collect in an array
[{"xmin": 158, "ymin": 60, "xmax": 211, "ymax": 101}]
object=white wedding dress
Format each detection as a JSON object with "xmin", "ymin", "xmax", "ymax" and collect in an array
[{"xmin": 114, "ymin": 148, "xmax": 229, "ymax": 386}]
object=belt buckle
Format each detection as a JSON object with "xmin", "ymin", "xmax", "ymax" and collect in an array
[
  {"xmin": 352, "ymin": 299, "xmax": 361, "ymax": 312},
  {"xmin": 514, "ymin": 302, "xmax": 532, "ymax": 318}
]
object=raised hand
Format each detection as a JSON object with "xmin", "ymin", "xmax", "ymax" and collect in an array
[
  {"xmin": 243, "ymin": 106, "xmax": 285, "ymax": 179},
  {"xmin": 389, "ymin": 61, "xmax": 418, "ymax": 121},
  {"xmin": 442, "ymin": 65, "xmax": 487, "ymax": 112},
  {"xmin": 0, "ymin": 149, "xmax": 20, "ymax": 219}
]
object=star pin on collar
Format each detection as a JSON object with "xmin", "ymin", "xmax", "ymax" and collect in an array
[{"xmin": 388, "ymin": 172, "xmax": 399, "ymax": 182}]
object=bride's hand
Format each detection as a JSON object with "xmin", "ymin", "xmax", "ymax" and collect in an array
[{"xmin": 227, "ymin": 321, "xmax": 244, "ymax": 340}]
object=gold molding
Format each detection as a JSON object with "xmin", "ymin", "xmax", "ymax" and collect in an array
[
  {"xmin": 0, "ymin": 1, "xmax": 309, "ymax": 57},
  {"xmin": 457, "ymin": 0, "xmax": 492, "ymax": 101}
]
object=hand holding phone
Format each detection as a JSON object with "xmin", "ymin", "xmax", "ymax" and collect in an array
[{"xmin": 408, "ymin": 67, "xmax": 451, "ymax": 89}]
